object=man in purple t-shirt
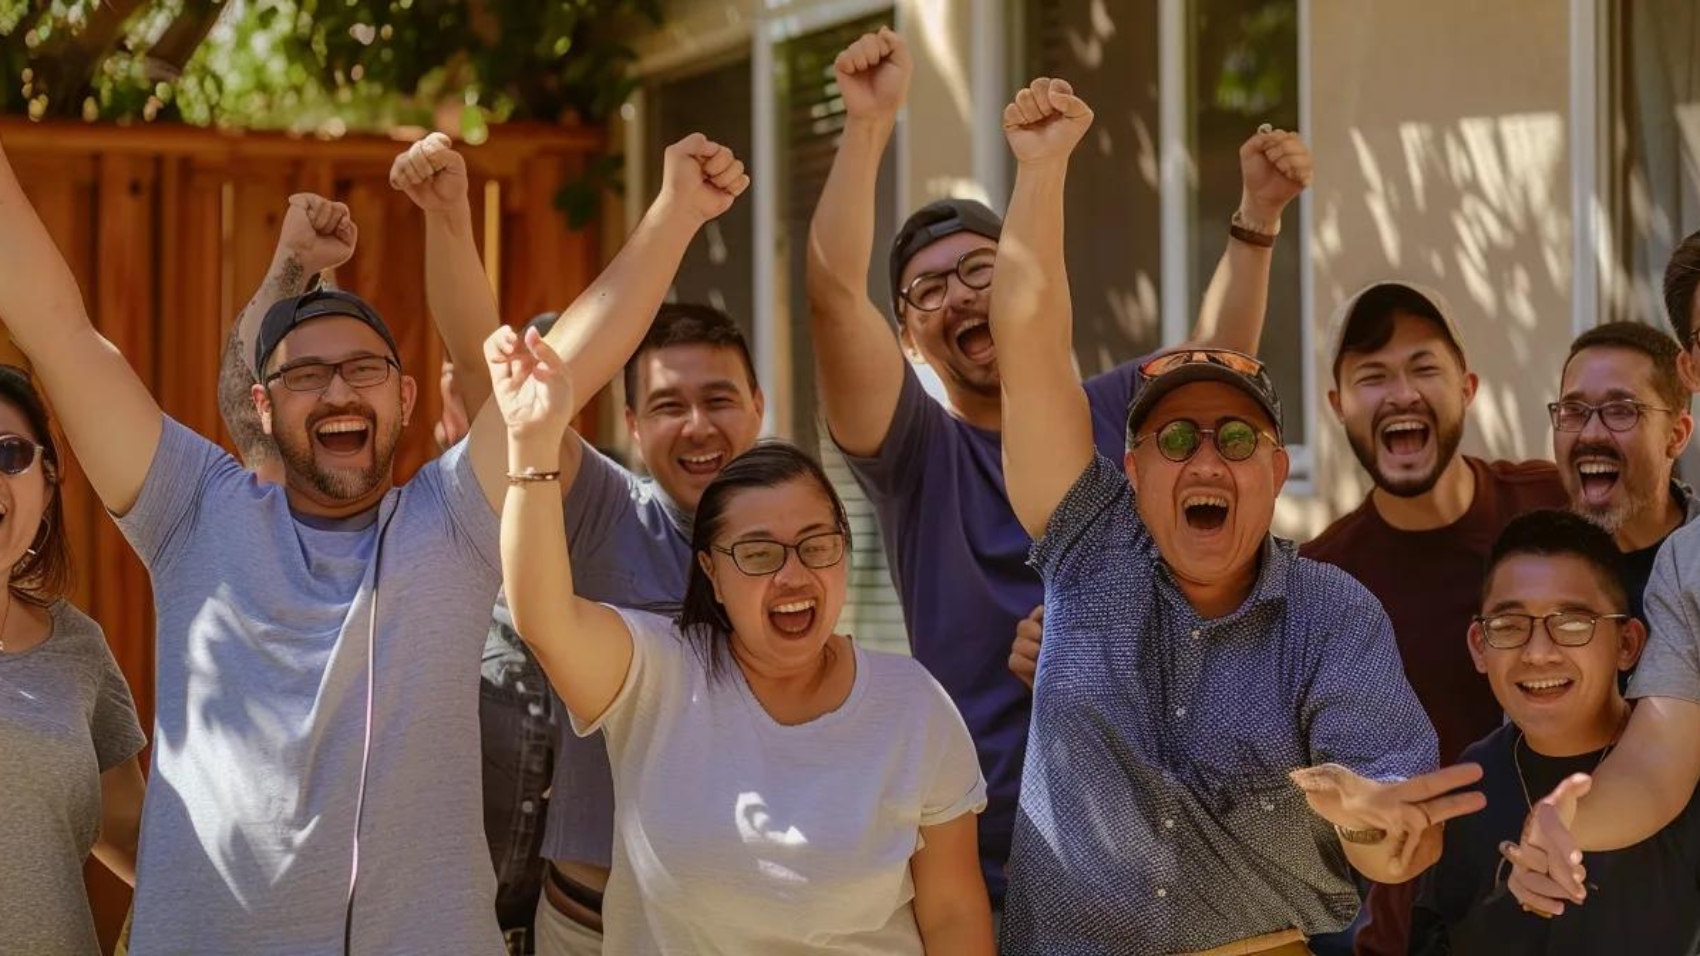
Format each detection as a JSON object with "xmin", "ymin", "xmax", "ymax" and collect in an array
[{"xmin": 804, "ymin": 26, "xmax": 1313, "ymax": 904}]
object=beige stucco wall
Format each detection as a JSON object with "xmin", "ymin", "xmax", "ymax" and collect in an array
[{"xmin": 1284, "ymin": 0, "xmax": 1576, "ymax": 538}]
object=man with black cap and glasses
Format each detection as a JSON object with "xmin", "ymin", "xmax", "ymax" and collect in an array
[
  {"xmin": 989, "ymin": 75, "xmax": 1482, "ymax": 956},
  {"xmin": 0, "ymin": 125, "xmax": 746, "ymax": 953},
  {"xmin": 805, "ymin": 25, "xmax": 1314, "ymax": 912}
]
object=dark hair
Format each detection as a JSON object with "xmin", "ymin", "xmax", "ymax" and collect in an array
[
  {"xmin": 676, "ymin": 442, "xmax": 852, "ymax": 679},
  {"xmin": 0, "ymin": 366, "xmax": 71, "ymax": 605},
  {"xmin": 622, "ymin": 303, "xmax": 758, "ymax": 410},
  {"xmin": 1666, "ymin": 229, "xmax": 1700, "ymax": 349},
  {"xmin": 1332, "ymin": 285, "xmax": 1464, "ymax": 384},
  {"xmin": 1482, "ymin": 509, "xmax": 1629, "ymax": 613},
  {"xmin": 1563, "ymin": 320, "xmax": 1687, "ymax": 412},
  {"xmin": 217, "ymin": 331, "xmax": 277, "ymax": 467}
]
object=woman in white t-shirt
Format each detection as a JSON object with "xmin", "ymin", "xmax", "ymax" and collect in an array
[{"xmin": 488, "ymin": 323, "xmax": 993, "ymax": 954}]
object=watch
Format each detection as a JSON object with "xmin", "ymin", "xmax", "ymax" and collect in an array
[{"xmin": 1334, "ymin": 823, "xmax": 1389, "ymax": 845}]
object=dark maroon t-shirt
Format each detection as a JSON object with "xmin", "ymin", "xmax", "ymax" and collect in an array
[{"xmin": 1300, "ymin": 457, "xmax": 1568, "ymax": 764}]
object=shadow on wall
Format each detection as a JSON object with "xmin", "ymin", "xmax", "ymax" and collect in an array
[{"xmin": 1279, "ymin": 110, "xmax": 1572, "ymax": 540}]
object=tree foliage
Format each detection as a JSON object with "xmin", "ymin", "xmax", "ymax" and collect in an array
[{"xmin": 0, "ymin": 0, "xmax": 661, "ymax": 135}]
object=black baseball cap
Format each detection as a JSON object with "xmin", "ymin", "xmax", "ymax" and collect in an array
[
  {"xmin": 888, "ymin": 198, "xmax": 1003, "ymax": 315},
  {"xmin": 254, "ymin": 289, "xmax": 401, "ymax": 377},
  {"xmin": 1124, "ymin": 349, "xmax": 1285, "ymax": 447}
]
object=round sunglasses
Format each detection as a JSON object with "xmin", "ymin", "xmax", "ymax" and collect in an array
[
  {"xmin": 0, "ymin": 434, "xmax": 48, "ymax": 476},
  {"xmin": 1130, "ymin": 418, "xmax": 1276, "ymax": 463}
]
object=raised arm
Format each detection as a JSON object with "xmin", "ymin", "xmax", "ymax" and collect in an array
[
  {"xmin": 1187, "ymin": 129, "xmax": 1313, "ymax": 354},
  {"xmin": 0, "ymin": 134, "xmax": 161, "ymax": 514},
  {"xmin": 219, "ymin": 194, "xmax": 358, "ymax": 469},
  {"xmin": 805, "ymin": 27, "xmax": 912, "ymax": 457},
  {"xmin": 490, "ymin": 323, "xmax": 633, "ymax": 725},
  {"xmin": 989, "ymin": 78, "xmax": 1096, "ymax": 537},
  {"xmin": 390, "ymin": 133, "xmax": 498, "ymax": 415},
  {"xmin": 458, "ymin": 134, "xmax": 748, "ymax": 509}
]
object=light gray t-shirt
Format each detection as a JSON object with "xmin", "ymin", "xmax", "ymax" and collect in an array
[
  {"xmin": 533, "ymin": 442, "xmax": 692, "ymax": 867},
  {"xmin": 118, "ymin": 418, "xmax": 503, "ymax": 955},
  {"xmin": 0, "ymin": 600, "xmax": 146, "ymax": 956},
  {"xmin": 580, "ymin": 608, "xmax": 986, "ymax": 954},
  {"xmin": 1631, "ymin": 519, "xmax": 1700, "ymax": 703}
]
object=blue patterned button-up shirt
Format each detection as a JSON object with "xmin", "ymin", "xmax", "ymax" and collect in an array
[{"xmin": 1001, "ymin": 456, "xmax": 1438, "ymax": 955}]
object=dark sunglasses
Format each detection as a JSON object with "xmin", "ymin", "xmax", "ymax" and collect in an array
[
  {"xmin": 0, "ymin": 434, "xmax": 48, "ymax": 476},
  {"xmin": 1130, "ymin": 418, "xmax": 1275, "ymax": 463}
]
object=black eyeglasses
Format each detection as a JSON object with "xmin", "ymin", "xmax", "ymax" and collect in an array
[
  {"xmin": 1130, "ymin": 418, "xmax": 1276, "ymax": 463},
  {"xmin": 1474, "ymin": 611, "xmax": 1630, "ymax": 649},
  {"xmin": 266, "ymin": 355, "xmax": 400, "ymax": 393},
  {"xmin": 1547, "ymin": 399, "xmax": 1673, "ymax": 433},
  {"xmin": 900, "ymin": 249, "xmax": 996, "ymax": 312},
  {"xmin": 0, "ymin": 434, "xmax": 47, "ymax": 476},
  {"xmin": 712, "ymin": 532, "xmax": 847, "ymax": 576}
]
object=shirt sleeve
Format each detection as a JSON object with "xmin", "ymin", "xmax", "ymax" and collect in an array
[
  {"xmin": 1028, "ymin": 453, "xmax": 1148, "ymax": 586},
  {"xmin": 1300, "ymin": 570, "xmax": 1440, "ymax": 781},
  {"xmin": 836, "ymin": 362, "xmax": 944, "ymax": 500},
  {"xmin": 89, "ymin": 630, "xmax": 147, "ymax": 773},
  {"xmin": 111, "ymin": 416, "xmax": 235, "ymax": 572},
  {"xmin": 429, "ymin": 437, "xmax": 502, "ymax": 574},
  {"xmin": 568, "ymin": 606, "xmax": 690, "ymax": 741},
  {"xmin": 917, "ymin": 668, "xmax": 989, "ymax": 827},
  {"xmin": 1629, "ymin": 535, "xmax": 1700, "ymax": 702}
]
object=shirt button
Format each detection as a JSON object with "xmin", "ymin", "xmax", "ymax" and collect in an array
[
  {"xmin": 1190, "ymin": 629, "xmax": 1200, "ymax": 639},
  {"xmin": 1163, "ymin": 818, "xmax": 1175, "ymax": 829},
  {"xmin": 1174, "ymin": 707, "xmax": 1186, "ymax": 718},
  {"xmin": 1262, "ymin": 802, "xmax": 1275, "ymax": 812},
  {"xmin": 521, "ymin": 800, "xmax": 536, "ymax": 814},
  {"xmin": 1156, "ymin": 888, "xmax": 1168, "ymax": 899}
]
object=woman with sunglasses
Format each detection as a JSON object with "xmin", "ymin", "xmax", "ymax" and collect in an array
[
  {"xmin": 0, "ymin": 365, "xmax": 147, "ymax": 954},
  {"xmin": 489, "ymin": 325, "xmax": 993, "ymax": 954}
]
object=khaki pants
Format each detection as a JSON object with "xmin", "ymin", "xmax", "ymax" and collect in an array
[
  {"xmin": 1178, "ymin": 928, "xmax": 1311, "ymax": 956},
  {"xmin": 534, "ymin": 894, "xmax": 604, "ymax": 956}
]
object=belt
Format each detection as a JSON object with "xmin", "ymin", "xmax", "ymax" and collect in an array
[
  {"xmin": 1176, "ymin": 928, "xmax": 1309, "ymax": 956},
  {"xmin": 544, "ymin": 864, "xmax": 606, "ymax": 935}
]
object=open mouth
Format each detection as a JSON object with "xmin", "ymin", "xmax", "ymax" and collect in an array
[
  {"xmin": 953, "ymin": 316, "xmax": 996, "ymax": 364},
  {"xmin": 1515, "ymin": 676, "xmax": 1575, "ymax": 700},
  {"xmin": 678, "ymin": 451, "xmax": 726, "ymax": 478},
  {"xmin": 314, "ymin": 417, "xmax": 372, "ymax": 456},
  {"xmin": 1379, "ymin": 419, "xmax": 1431, "ymax": 459},
  {"xmin": 1182, "ymin": 493, "xmax": 1230, "ymax": 533},
  {"xmin": 1574, "ymin": 457, "xmax": 1621, "ymax": 505},
  {"xmin": 769, "ymin": 598, "xmax": 817, "ymax": 636}
]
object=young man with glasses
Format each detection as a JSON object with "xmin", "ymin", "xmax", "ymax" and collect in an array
[
  {"xmin": 805, "ymin": 26, "xmax": 1314, "ymax": 909},
  {"xmin": 1409, "ymin": 509, "xmax": 1700, "ymax": 954},
  {"xmin": 1300, "ymin": 282, "xmax": 1567, "ymax": 956},
  {"xmin": 991, "ymin": 76, "xmax": 1478, "ymax": 956},
  {"xmin": 1551, "ymin": 321, "xmax": 1697, "ymax": 621}
]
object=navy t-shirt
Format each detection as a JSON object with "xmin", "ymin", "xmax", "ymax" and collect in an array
[
  {"xmin": 840, "ymin": 360, "xmax": 1137, "ymax": 900},
  {"xmin": 1410, "ymin": 722, "xmax": 1700, "ymax": 956}
]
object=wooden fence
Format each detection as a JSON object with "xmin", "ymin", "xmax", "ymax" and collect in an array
[{"xmin": 0, "ymin": 118, "xmax": 603, "ymax": 951}]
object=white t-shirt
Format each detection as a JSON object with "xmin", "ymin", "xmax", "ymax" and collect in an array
[{"xmin": 577, "ymin": 608, "xmax": 987, "ymax": 955}]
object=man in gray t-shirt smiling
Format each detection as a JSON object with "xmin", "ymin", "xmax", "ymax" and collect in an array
[{"xmin": 0, "ymin": 128, "xmax": 743, "ymax": 952}]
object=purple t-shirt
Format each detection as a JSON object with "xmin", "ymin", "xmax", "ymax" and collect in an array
[{"xmin": 840, "ymin": 360, "xmax": 1138, "ymax": 900}]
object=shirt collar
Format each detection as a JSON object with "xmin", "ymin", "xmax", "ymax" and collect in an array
[{"xmin": 1155, "ymin": 534, "xmax": 1292, "ymax": 625}]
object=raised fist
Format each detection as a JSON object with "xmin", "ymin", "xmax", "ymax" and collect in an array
[
  {"xmin": 656, "ymin": 134, "xmax": 750, "ymax": 227},
  {"xmin": 390, "ymin": 132, "xmax": 469, "ymax": 212},
  {"xmin": 834, "ymin": 27, "xmax": 911, "ymax": 120},
  {"xmin": 1002, "ymin": 77, "xmax": 1094, "ymax": 167},
  {"xmin": 279, "ymin": 194, "xmax": 357, "ymax": 276},
  {"xmin": 1239, "ymin": 127, "xmax": 1313, "ymax": 227}
]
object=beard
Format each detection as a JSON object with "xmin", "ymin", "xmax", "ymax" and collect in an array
[
  {"xmin": 1568, "ymin": 444, "xmax": 1661, "ymax": 536},
  {"xmin": 275, "ymin": 407, "xmax": 401, "ymax": 502},
  {"xmin": 1344, "ymin": 407, "xmax": 1467, "ymax": 498}
]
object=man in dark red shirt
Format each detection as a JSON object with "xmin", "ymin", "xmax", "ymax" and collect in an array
[{"xmin": 1302, "ymin": 281, "xmax": 1567, "ymax": 956}]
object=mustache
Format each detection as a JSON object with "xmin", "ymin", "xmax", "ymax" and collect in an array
[{"xmin": 1568, "ymin": 442, "xmax": 1621, "ymax": 464}]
